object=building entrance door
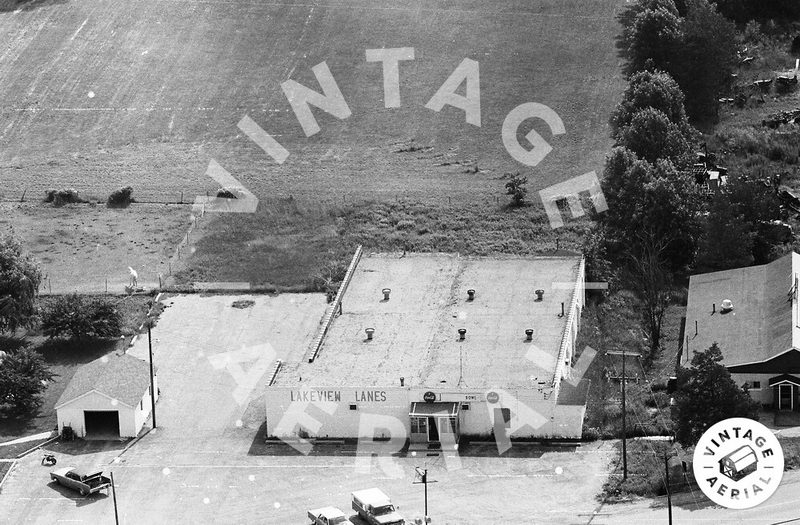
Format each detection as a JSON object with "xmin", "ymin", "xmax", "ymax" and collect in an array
[
  {"xmin": 427, "ymin": 417, "xmax": 439, "ymax": 441},
  {"xmin": 780, "ymin": 384, "xmax": 794, "ymax": 410}
]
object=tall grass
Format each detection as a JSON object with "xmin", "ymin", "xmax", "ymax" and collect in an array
[{"xmin": 178, "ymin": 197, "xmax": 593, "ymax": 288}]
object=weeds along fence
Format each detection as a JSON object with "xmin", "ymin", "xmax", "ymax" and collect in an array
[{"xmin": 1, "ymin": 187, "xmax": 547, "ymax": 208}]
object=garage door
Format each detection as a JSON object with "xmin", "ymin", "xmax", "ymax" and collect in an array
[{"xmin": 84, "ymin": 411, "xmax": 120, "ymax": 438}]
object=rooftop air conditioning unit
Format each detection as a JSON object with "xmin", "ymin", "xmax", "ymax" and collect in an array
[{"xmin": 720, "ymin": 299, "xmax": 734, "ymax": 313}]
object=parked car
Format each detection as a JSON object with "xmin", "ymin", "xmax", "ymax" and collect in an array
[
  {"xmin": 351, "ymin": 488, "xmax": 405, "ymax": 525},
  {"xmin": 308, "ymin": 506, "xmax": 354, "ymax": 525},
  {"xmin": 50, "ymin": 467, "xmax": 111, "ymax": 496}
]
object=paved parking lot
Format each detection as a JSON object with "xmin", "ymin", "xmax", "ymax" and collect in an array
[
  {"xmin": 0, "ymin": 438, "xmax": 616, "ymax": 524},
  {"xmin": 0, "ymin": 293, "xmax": 620, "ymax": 524}
]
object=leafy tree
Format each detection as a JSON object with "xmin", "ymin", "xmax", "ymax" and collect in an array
[
  {"xmin": 714, "ymin": 0, "xmax": 800, "ymax": 22},
  {"xmin": 599, "ymin": 148, "xmax": 703, "ymax": 271},
  {"xmin": 41, "ymin": 294, "xmax": 122, "ymax": 339},
  {"xmin": 618, "ymin": 108, "xmax": 694, "ymax": 168},
  {"xmin": 618, "ymin": 2, "xmax": 683, "ymax": 76},
  {"xmin": 0, "ymin": 234, "xmax": 42, "ymax": 334},
  {"xmin": 673, "ymin": 343, "xmax": 760, "ymax": 446},
  {"xmin": 0, "ymin": 347, "xmax": 54, "ymax": 415},
  {"xmin": 695, "ymin": 200, "xmax": 755, "ymax": 272},
  {"xmin": 618, "ymin": 0, "xmax": 737, "ymax": 122},
  {"xmin": 670, "ymin": 0, "xmax": 737, "ymax": 122},
  {"xmin": 696, "ymin": 176, "xmax": 783, "ymax": 270},
  {"xmin": 504, "ymin": 173, "xmax": 528, "ymax": 207},
  {"xmin": 610, "ymin": 70, "xmax": 693, "ymax": 140}
]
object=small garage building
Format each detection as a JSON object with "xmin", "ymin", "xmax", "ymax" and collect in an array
[{"xmin": 55, "ymin": 353, "xmax": 158, "ymax": 439}]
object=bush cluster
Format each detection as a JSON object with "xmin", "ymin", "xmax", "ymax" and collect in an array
[
  {"xmin": 44, "ymin": 188, "xmax": 83, "ymax": 206},
  {"xmin": 41, "ymin": 294, "xmax": 122, "ymax": 339},
  {"xmin": 107, "ymin": 186, "xmax": 134, "ymax": 207}
]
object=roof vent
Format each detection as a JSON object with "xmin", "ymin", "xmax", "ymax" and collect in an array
[
  {"xmin": 720, "ymin": 299, "xmax": 734, "ymax": 313},
  {"xmin": 382, "ymin": 288, "xmax": 391, "ymax": 301},
  {"xmin": 365, "ymin": 327, "xmax": 375, "ymax": 341},
  {"xmin": 458, "ymin": 328, "xmax": 467, "ymax": 341},
  {"xmin": 467, "ymin": 289, "xmax": 476, "ymax": 301},
  {"xmin": 535, "ymin": 289, "xmax": 544, "ymax": 301}
]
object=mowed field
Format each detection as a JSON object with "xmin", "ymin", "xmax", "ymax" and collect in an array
[
  {"xmin": 0, "ymin": 0, "xmax": 626, "ymax": 287},
  {"xmin": 1, "ymin": 0, "xmax": 625, "ymax": 201}
]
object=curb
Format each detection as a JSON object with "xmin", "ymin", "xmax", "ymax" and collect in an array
[
  {"xmin": 15, "ymin": 434, "xmax": 60, "ymax": 460},
  {"xmin": 109, "ymin": 427, "xmax": 153, "ymax": 464}
]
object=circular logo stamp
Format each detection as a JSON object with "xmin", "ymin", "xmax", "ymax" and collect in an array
[
  {"xmin": 486, "ymin": 391, "xmax": 500, "ymax": 404},
  {"xmin": 693, "ymin": 418, "xmax": 784, "ymax": 509},
  {"xmin": 423, "ymin": 391, "xmax": 437, "ymax": 403}
]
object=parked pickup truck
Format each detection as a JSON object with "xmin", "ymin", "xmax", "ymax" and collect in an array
[
  {"xmin": 352, "ymin": 488, "xmax": 405, "ymax": 525},
  {"xmin": 50, "ymin": 467, "xmax": 111, "ymax": 496},
  {"xmin": 307, "ymin": 506, "xmax": 354, "ymax": 525}
]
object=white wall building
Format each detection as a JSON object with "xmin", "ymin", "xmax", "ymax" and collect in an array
[{"xmin": 266, "ymin": 253, "xmax": 588, "ymax": 445}]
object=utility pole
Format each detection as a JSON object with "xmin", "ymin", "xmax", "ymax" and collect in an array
[
  {"xmin": 111, "ymin": 471, "xmax": 120, "ymax": 525},
  {"xmin": 665, "ymin": 453, "xmax": 673, "ymax": 525},
  {"xmin": 414, "ymin": 467, "xmax": 437, "ymax": 523},
  {"xmin": 148, "ymin": 323, "xmax": 157, "ymax": 429},
  {"xmin": 606, "ymin": 349, "xmax": 641, "ymax": 480}
]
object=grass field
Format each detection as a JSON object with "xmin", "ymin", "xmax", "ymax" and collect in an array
[
  {"xmin": 0, "ymin": 0, "xmax": 626, "ymax": 286},
  {"xmin": 0, "ymin": 202, "xmax": 190, "ymax": 293}
]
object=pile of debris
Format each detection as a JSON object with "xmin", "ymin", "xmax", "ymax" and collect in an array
[
  {"xmin": 691, "ymin": 150, "xmax": 728, "ymax": 198},
  {"xmin": 762, "ymin": 108, "xmax": 800, "ymax": 129}
]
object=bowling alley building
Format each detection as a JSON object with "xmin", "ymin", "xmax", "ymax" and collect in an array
[{"xmin": 265, "ymin": 252, "xmax": 589, "ymax": 445}]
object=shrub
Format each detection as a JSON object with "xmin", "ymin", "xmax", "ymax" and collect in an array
[
  {"xmin": 582, "ymin": 426, "xmax": 601, "ymax": 442},
  {"xmin": 41, "ymin": 294, "xmax": 122, "ymax": 339},
  {"xmin": 45, "ymin": 188, "xmax": 83, "ymax": 206},
  {"xmin": 642, "ymin": 390, "xmax": 670, "ymax": 409},
  {"xmin": 107, "ymin": 186, "xmax": 134, "ymax": 207},
  {"xmin": 504, "ymin": 173, "xmax": 528, "ymax": 206}
]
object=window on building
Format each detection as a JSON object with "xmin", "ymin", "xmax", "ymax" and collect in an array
[
  {"xmin": 461, "ymin": 403, "xmax": 470, "ymax": 411},
  {"xmin": 751, "ymin": 381, "xmax": 761, "ymax": 390},
  {"xmin": 140, "ymin": 399, "xmax": 143, "ymax": 410},
  {"xmin": 411, "ymin": 417, "xmax": 427, "ymax": 434},
  {"xmin": 349, "ymin": 404, "xmax": 357, "ymax": 411}
]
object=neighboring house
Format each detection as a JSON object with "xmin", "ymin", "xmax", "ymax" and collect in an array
[
  {"xmin": 55, "ymin": 352, "xmax": 157, "ymax": 439},
  {"xmin": 685, "ymin": 252, "xmax": 800, "ymax": 413}
]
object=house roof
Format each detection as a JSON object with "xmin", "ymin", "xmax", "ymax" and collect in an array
[
  {"xmin": 686, "ymin": 252, "xmax": 798, "ymax": 367},
  {"xmin": 272, "ymin": 253, "xmax": 583, "ymax": 389},
  {"xmin": 55, "ymin": 352, "xmax": 153, "ymax": 409}
]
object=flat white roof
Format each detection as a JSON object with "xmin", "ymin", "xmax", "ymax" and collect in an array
[{"xmin": 274, "ymin": 253, "xmax": 582, "ymax": 389}]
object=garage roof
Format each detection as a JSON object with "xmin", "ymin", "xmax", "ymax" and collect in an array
[{"xmin": 56, "ymin": 353, "xmax": 153, "ymax": 409}]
